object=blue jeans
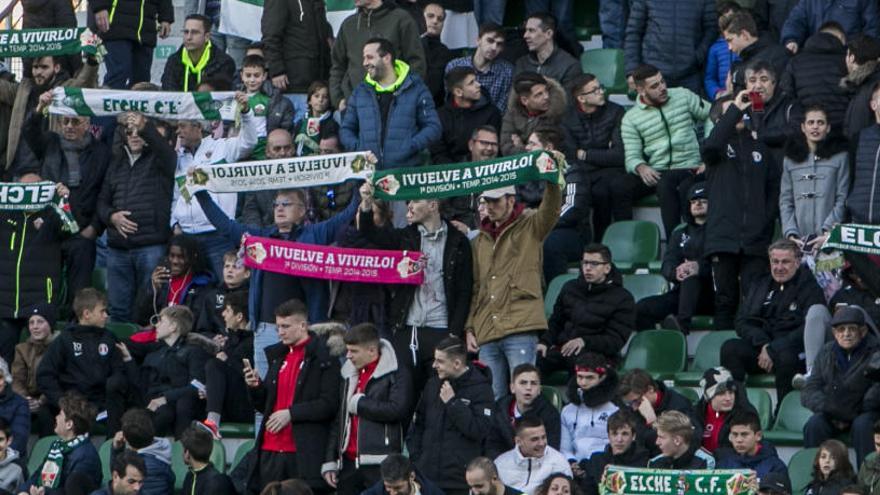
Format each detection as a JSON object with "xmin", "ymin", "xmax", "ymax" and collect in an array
[
  {"xmin": 254, "ymin": 321, "xmax": 280, "ymax": 380},
  {"xmin": 804, "ymin": 411, "xmax": 879, "ymax": 467},
  {"xmin": 479, "ymin": 332, "xmax": 538, "ymax": 399},
  {"xmin": 191, "ymin": 231, "xmax": 234, "ymax": 281},
  {"xmin": 107, "ymin": 245, "xmax": 165, "ymax": 322},
  {"xmin": 525, "ymin": 0, "xmax": 576, "ymax": 45},
  {"xmin": 474, "ymin": 0, "xmax": 506, "ymax": 26},
  {"xmin": 103, "ymin": 40, "xmax": 153, "ymax": 89}
]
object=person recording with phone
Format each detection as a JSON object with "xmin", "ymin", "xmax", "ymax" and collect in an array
[
  {"xmin": 741, "ymin": 61, "xmax": 803, "ymax": 165},
  {"xmin": 701, "ymin": 88, "xmax": 781, "ymax": 331}
]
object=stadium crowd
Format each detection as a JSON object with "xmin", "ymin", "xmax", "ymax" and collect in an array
[{"xmin": 2, "ymin": 0, "xmax": 880, "ymax": 494}]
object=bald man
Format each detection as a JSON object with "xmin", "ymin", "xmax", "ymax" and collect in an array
[{"xmin": 239, "ymin": 129, "xmax": 295, "ymax": 226}]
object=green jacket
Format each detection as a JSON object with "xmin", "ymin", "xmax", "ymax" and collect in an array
[
  {"xmin": 860, "ymin": 452, "xmax": 880, "ymax": 495},
  {"xmin": 621, "ymin": 87, "xmax": 710, "ymax": 173}
]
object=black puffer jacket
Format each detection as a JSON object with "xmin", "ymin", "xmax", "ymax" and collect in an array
[
  {"xmin": 136, "ymin": 334, "xmax": 214, "ymax": 403},
  {"xmin": 23, "ymin": 113, "xmax": 111, "ymax": 233},
  {"xmin": 261, "ymin": 0, "xmax": 332, "ymax": 93},
  {"xmin": 542, "ymin": 268, "xmax": 635, "ymax": 360},
  {"xmin": 97, "ymin": 121, "xmax": 176, "ymax": 250},
  {"xmin": 624, "ymin": 0, "xmax": 717, "ymax": 81},
  {"xmin": 0, "ymin": 209, "xmax": 62, "ymax": 319},
  {"xmin": 842, "ymin": 62, "xmax": 880, "ymax": 139},
  {"xmin": 247, "ymin": 333, "xmax": 340, "ymax": 491},
  {"xmin": 358, "ymin": 210, "xmax": 473, "ymax": 337},
  {"xmin": 730, "ymin": 36, "xmax": 790, "ymax": 91},
  {"xmin": 408, "ymin": 363, "xmax": 495, "ymax": 492},
  {"xmin": 735, "ymin": 266, "xmax": 825, "ymax": 357},
  {"xmin": 702, "ymin": 104, "xmax": 780, "ymax": 257},
  {"xmin": 36, "ymin": 325, "xmax": 129, "ymax": 406},
  {"xmin": 430, "ymin": 91, "xmax": 501, "ymax": 164},
  {"xmin": 88, "ymin": 0, "xmax": 173, "ymax": 47},
  {"xmin": 802, "ymin": 336, "xmax": 880, "ymax": 422},
  {"xmin": 583, "ymin": 442, "xmax": 651, "ymax": 495},
  {"xmin": 560, "ymin": 102, "xmax": 625, "ymax": 173},
  {"xmin": 780, "ymin": 32, "xmax": 849, "ymax": 129},
  {"xmin": 848, "ymin": 123, "xmax": 880, "ymax": 224},
  {"xmin": 661, "ymin": 219, "xmax": 708, "ymax": 285},
  {"xmin": 161, "ymin": 44, "xmax": 236, "ymax": 91},
  {"xmin": 750, "ymin": 92, "xmax": 803, "ymax": 166},
  {"xmin": 324, "ymin": 340, "xmax": 412, "ymax": 469},
  {"xmin": 486, "ymin": 393, "xmax": 562, "ymax": 457}
]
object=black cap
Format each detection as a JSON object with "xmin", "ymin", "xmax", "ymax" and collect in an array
[
  {"xmin": 758, "ymin": 472, "xmax": 791, "ymax": 495},
  {"xmin": 831, "ymin": 306, "xmax": 866, "ymax": 327},
  {"xmin": 689, "ymin": 182, "xmax": 707, "ymax": 201}
]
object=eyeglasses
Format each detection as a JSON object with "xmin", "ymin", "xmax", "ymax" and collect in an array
[
  {"xmin": 476, "ymin": 139, "xmax": 499, "ymax": 147},
  {"xmin": 582, "ymin": 260, "xmax": 609, "ymax": 267},
  {"xmin": 273, "ymin": 200, "xmax": 305, "ymax": 209},
  {"xmin": 61, "ymin": 117, "xmax": 83, "ymax": 126},
  {"xmin": 579, "ymin": 85, "xmax": 605, "ymax": 97}
]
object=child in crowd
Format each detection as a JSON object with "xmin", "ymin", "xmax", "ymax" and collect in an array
[
  {"xmin": 649, "ymin": 411, "xmax": 716, "ymax": 469},
  {"xmin": 0, "ymin": 417, "xmax": 22, "ymax": 493},
  {"xmin": 293, "ymin": 81, "xmax": 339, "ymax": 156},
  {"xmin": 180, "ymin": 423, "xmax": 236, "ymax": 495},
  {"xmin": 12, "ymin": 303, "xmax": 57, "ymax": 438},
  {"xmin": 693, "ymin": 367, "xmax": 756, "ymax": 453},
  {"xmin": 715, "ymin": 411, "xmax": 789, "ymax": 481},
  {"xmin": 198, "ymin": 250, "xmax": 250, "ymax": 335},
  {"xmin": 36, "ymin": 289, "xmax": 132, "ymax": 434},
  {"xmin": 240, "ymin": 54, "xmax": 295, "ymax": 159},
  {"xmin": 806, "ymin": 440, "xmax": 857, "ymax": 495},
  {"xmin": 111, "ymin": 408, "xmax": 175, "ymax": 495},
  {"xmin": 202, "ymin": 291, "xmax": 253, "ymax": 437},
  {"xmin": 583, "ymin": 410, "xmax": 651, "ymax": 495},
  {"xmin": 560, "ymin": 353, "xmax": 619, "ymax": 473}
]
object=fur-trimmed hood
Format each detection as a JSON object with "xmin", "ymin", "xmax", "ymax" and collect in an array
[
  {"xmin": 841, "ymin": 60, "xmax": 880, "ymax": 90},
  {"xmin": 341, "ymin": 339, "xmax": 398, "ymax": 379},
  {"xmin": 185, "ymin": 332, "xmax": 221, "ymax": 355},
  {"xmin": 505, "ymin": 76, "xmax": 568, "ymax": 121},
  {"xmin": 310, "ymin": 321, "xmax": 347, "ymax": 357},
  {"xmin": 784, "ymin": 133, "xmax": 849, "ymax": 163},
  {"xmin": 567, "ymin": 368, "xmax": 619, "ymax": 407}
]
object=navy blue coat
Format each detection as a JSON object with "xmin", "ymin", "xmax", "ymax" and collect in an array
[
  {"xmin": 781, "ymin": 0, "xmax": 879, "ymax": 47},
  {"xmin": 341, "ymin": 63, "xmax": 442, "ymax": 170},
  {"xmin": 0, "ymin": 387, "xmax": 29, "ymax": 456},
  {"xmin": 716, "ymin": 441, "xmax": 791, "ymax": 481},
  {"xmin": 20, "ymin": 439, "xmax": 101, "ymax": 495}
]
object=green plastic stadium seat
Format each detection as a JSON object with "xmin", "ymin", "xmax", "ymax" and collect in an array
[
  {"xmin": 107, "ymin": 321, "xmax": 140, "ymax": 340},
  {"xmin": 601, "ymin": 221, "xmax": 660, "ymax": 273},
  {"xmin": 622, "ymin": 274, "xmax": 668, "ymax": 303},
  {"xmin": 690, "ymin": 315, "xmax": 715, "ymax": 330},
  {"xmin": 324, "ymin": 0, "xmax": 354, "ymax": 10},
  {"xmin": 635, "ymin": 194, "xmax": 660, "ymax": 208},
  {"xmin": 621, "ymin": 330, "xmax": 686, "ymax": 378},
  {"xmin": 746, "ymin": 388, "xmax": 773, "ymax": 431},
  {"xmin": 671, "ymin": 386, "xmax": 699, "ymax": 404},
  {"xmin": 542, "ymin": 385, "xmax": 565, "ymax": 411},
  {"xmin": 764, "ymin": 391, "xmax": 811, "ymax": 446},
  {"xmin": 580, "ymin": 49, "xmax": 626, "ymax": 94},
  {"xmin": 673, "ymin": 331, "xmax": 736, "ymax": 386},
  {"xmin": 746, "ymin": 373, "xmax": 776, "ymax": 388},
  {"xmin": 91, "ymin": 268, "xmax": 108, "ymax": 292},
  {"xmin": 788, "ymin": 448, "xmax": 819, "ymax": 494},
  {"xmin": 219, "ymin": 422, "xmax": 256, "ymax": 439},
  {"xmin": 28, "ymin": 436, "xmax": 59, "ymax": 478},
  {"xmin": 233, "ymin": 439, "xmax": 256, "ymax": 472},
  {"xmin": 173, "ymin": 439, "xmax": 226, "ymax": 490},
  {"xmin": 573, "ymin": 0, "xmax": 601, "ymax": 40},
  {"xmin": 99, "ymin": 439, "xmax": 113, "ymax": 483},
  {"xmin": 544, "ymin": 273, "xmax": 577, "ymax": 319}
]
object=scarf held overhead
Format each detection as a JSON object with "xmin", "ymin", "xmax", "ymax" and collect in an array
[
  {"xmin": 243, "ymin": 235, "xmax": 424, "ymax": 285},
  {"xmin": 0, "ymin": 28, "xmax": 101, "ymax": 57},
  {"xmin": 372, "ymin": 150, "xmax": 565, "ymax": 201},
  {"xmin": 48, "ymin": 87, "xmax": 238, "ymax": 121},
  {"xmin": 0, "ymin": 181, "xmax": 78, "ymax": 233}
]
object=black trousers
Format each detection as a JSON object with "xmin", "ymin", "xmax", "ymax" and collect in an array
[
  {"xmin": 205, "ymin": 357, "xmax": 254, "ymax": 422},
  {"xmin": 720, "ymin": 338, "xmax": 803, "ymax": 408},
  {"xmin": 337, "ymin": 458, "xmax": 381, "ymax": 495},
  {"xmin": 0, "ymin": 318, "xmax": 24, "ymax": 366},
  {"xmin": 392, "ymin": 326, "xmax": 451, "ymax": 395},
  {"xmin": 151, "ymin": 388, "xmax": 204, "ymax": 438},
  {"xmin": 710, "ymin": 252, "xmax": 769, "ymax": 330},
  {"xmin": 62, "ymin": 235, "xmax": 96, "ymax": 302},
  {"xmin": 636, "ymin": 274, "xmax": 714, "ymax": 331},
  {"xmin": 609, "ymin": 169, "xmax": 698, "ymax": 239},
  {"xmin": 256, "ymin": 451, "xmax": 299, "ymax": 492},
  {"xmin": 589, "ymin": 168, "xmax": 626, "ymax": 241}
]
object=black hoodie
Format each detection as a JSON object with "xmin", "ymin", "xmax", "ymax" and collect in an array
[
  {"xmin": 430, "ymin": 89, "xmax": 502, "ymax": 164},
  {"xmin": 780, "ymin": 32, "xmax": 849, "ymax": 129},
  {"xmin": 731, "ymin": 36, "xmax": 791, "ymax": 91},
  {"xmin": 543, "ymin": 267, "xmax": 635, "ymax": 360},
  {"xmin": 648, "ymin": 443, "xmax": 715, "ymax": 469}
]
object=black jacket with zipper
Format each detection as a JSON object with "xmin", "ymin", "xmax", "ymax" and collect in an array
[
  {"xmin": 358, "ymin": 210, "xmax": 473, "ymax": 337},
  {"xmin": 0, "ymin": 208, "xmax": 63, "ymax": 319},
  {"xmin": 323, "ymin": 339, "xmax": 412, "ymax": 471},
  {"xmin": 780, "ymin": 32, "xmax": 849, "ymax": 129},
  {"xmin": 802, "ymin": 335, "xmax": 880, "ymax": 422},
  {"xmin": 161, "ymin": 43, "xmax": 237, "ymax": 91},
  {"xmin": 561, "ymin": 101, "xmax": 626, "ymax": 173},
  {"xmin": 88, "ymin": 0, "xmax": 174, "ymax": 47},
  {"xmin": 261, "ymin": 0, "xmax": 332, "ymax": 93},
  {"xmin": 247, "ymin": 332, "xmax": 340, "ymax": 492},
  {"xmin": 429, "ymin": 91, "xmax": 502, "ymax": 165},
  {"xmin": 702, "ymin": 104, "xmax": 781, "ymax": 257}
]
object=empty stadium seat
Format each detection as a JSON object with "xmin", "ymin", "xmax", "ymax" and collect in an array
[
  {"xmin": 601, "ymin": 221, "xmax": 660, "ymax": 273},
  {"xmin": 99, "ymin": 439, "xmax": 113, "ymax": 483},
  {"xmin": 764, "ymin": 391, "xmax": 811, "ymax": 446},
  {"xmin": 28, "ymin": 435, "xmax": 59, "ymax": 477},
  {"xmin": 788, "ymin": 448, "xmax": 819, "ymax": 494},
  {"xmin": 746, "ymin": 388, "xmax": 773, "ymax": 431},
  {"xmin": 172, "ymin": 439, "xmax": 226, "ymax": 490},
  {"xmin": 671, "ymin": 386, "xmax": 699, "ymax": 404},
  {"xmin": 621, "ymin": 330, "xmax": 686, "ymax": 378},
  {"xmin": 544, "ymin": 273, "xmax": 577, "ymax": 318},
  {"xmin": 106, "ymin": 321, "xmax": 140, "ymax": 340},
  {"xmin": 542, "ymin": 385, "xmax": 565, "ymax": 411},
  {"xmin": 91, "ymin": 268, "xmax": 108, "ymax": 292},
  {"xmin": 219, "ymin": 422, "xmax": 256, "ymax": 439},
  {"xmin": 581, "ymin": 49, "xmax": 627, "ymax": 94},
  {"xmin": 622, "ymin": 273, "xmax": 668, "ymax": 303},
  {"xmin": 673, "ymin": 331, "xmax": 736, "ymax": 386},
  {"xmin": 233, "ymin": 439, "xmax": 256, "ymax": 472}
]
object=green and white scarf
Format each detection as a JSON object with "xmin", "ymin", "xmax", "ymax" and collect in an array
[
  {"xmin": 0, "ymin": 28, "xmax": 102, "ymax": 58},
  {"xmin": 0, "ymin": 181, "xmax": 79, "ymax": 233},
  {"xmin": 49, "ymin": 87, "xmax": 238, "ymax": 121},
  {"xmin": 39, "ymin": 434, "xmax": 89, "ymax": 488},
  {"xmin": 825, "ymin": 224, "xmax": 880, "ymax": 255}
]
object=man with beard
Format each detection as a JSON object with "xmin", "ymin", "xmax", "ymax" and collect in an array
[
  {"xmin": 466, "ymin": 458, "xmax": 520, "ymax": 495},
  {"xmin": 0, "ymin": 53, "xmax": 98, "ymax": 176},
  {"xmin": 446, "ymin": 24, "xmax": 513, "ymax": 113}
]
